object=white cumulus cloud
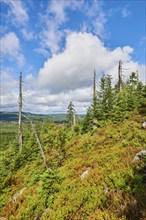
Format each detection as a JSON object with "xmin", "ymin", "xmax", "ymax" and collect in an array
[
  {"xmin": 39, "ymin": 0, "xmax": 83, "ymax": 54},
  {"xmin": 0, "ymin": 32, "xmax": 25, "ymax": 66},
  {"xmin": 1, "ymin": 69, "xmax": 18, "ymax": 111},
  {"xmin": 37, "ymin": 32, "xmax": 144, "ymax": 93},
  {"xmin": 1, "ymin": 32, "xmax": 145, "ymax": 114},
  {"xmin": 39, "ymin": 0, "xmax": 106, "ymax": 55}
]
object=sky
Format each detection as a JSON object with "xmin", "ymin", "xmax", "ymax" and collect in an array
[{"xmin": 0, "ymin": 0, "xmax": 146, "ymax": 114}]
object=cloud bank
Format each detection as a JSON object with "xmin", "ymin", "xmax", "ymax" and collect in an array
[
  {"xmin": 18, "ymin": 32, "xmax": 144, "ymax": 114},
  {"xmin": 37, "ymin": 32, "xmax": 145, "ymax": 92},
  {"xmin": 1, "ymin": 32, "xmax": 145, "ymax": 114},
  {"xmin": 1, "ymin": 0, "xmax": 145, "ymax": 114}
]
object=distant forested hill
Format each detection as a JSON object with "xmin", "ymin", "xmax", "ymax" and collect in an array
[
  {"xmin": 0, "ymin": 112, "xmax": 66, "ymax": 123},
  {"xmin": 0, "ymin": 112, "xmax": 84, "ymax": 123}
]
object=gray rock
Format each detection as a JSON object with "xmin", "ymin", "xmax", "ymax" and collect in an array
[
  {"xmin": 104, "ymin": 187, "xmax": 110, "ymax": 194},
  {"xmin": 80, "ymin": 168, "xmax": 90, "ymax": 180},
  {"xmin": 142, "ymin": 122, "xmax": 146, "ymax": 129},
  {"xmin": 132, "ymin": 150, "xmax": 146, "ymax": 162},
  {"xmin": 12, "ymin": 187, "xmax": 27, "ymax": 203}
]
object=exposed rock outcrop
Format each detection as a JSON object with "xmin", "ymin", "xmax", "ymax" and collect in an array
[
  {"xmin": 80, "ymin": 168, "xmax": 90, "ymax": 180},
  {"xmin": 132, "ymin": 150, "xmax": 146, "ymax": 162},
  {"xmin": 12, "ymin": 187, "xmax": 27, "ymax": 203},
  {"xmin": 142, "ymin": 122, "xmax": 146, "ymax": 129}
]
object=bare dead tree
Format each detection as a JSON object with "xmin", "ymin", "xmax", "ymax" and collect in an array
[
  {"xmin": 73, "ymin": 110, "xmax": 76, "ymax": 126},
  {"xmin": 93, "ymin": 70, "xmax": 97, "ymax": 128},
  {"xmin": 118, "ymin": 60, "xmax": 123, "ymax": 92},
  {"xmin": 22, "ymin": 114, "xmax": 48, "ymax": 169},
  {"xmin": 18, "ymin": 72, "xmax": 22, "ymax": 152},
  {"xmin": 93, "ymin": 69, "xmax": 96, "ymax": 100}
]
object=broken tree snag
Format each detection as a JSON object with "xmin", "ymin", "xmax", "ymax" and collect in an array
[
  {"xmin": 118, "ymin": 60, "xmax": 123, "ymax": 92},
  {"xmin": 30, "ymin": 120, "xmax": 48, "ymax": 169},
  {"xmin": 18, "ymin": 72, "xmax": 23, "ymax": 152},
  {"xmin": 93, "ymin": 70, "xmax": 97, "ymax": 128},
  {"xmin": 22, "ymin": 114, "xmax": 48, "ymax": 169},
  {"xmin": 93, "ymin": 69, "xmax": 96, "ymax": 100},
  {"xmin": 73, "ymin": 110, "xmax": 76, "ymax": 126}
]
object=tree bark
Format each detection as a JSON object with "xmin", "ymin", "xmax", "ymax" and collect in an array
[
  {"xmin": 18, "ymin": 72, "xmax": 22, "ymax": 152},
  {"xmin": 22, "ymin": 114, "xmax": 48, "ymax": 169}
]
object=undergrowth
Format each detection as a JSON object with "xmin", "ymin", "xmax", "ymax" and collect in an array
[{"xmin": 0, "ymin": 113, "xmax": 146, "ymax": 220}]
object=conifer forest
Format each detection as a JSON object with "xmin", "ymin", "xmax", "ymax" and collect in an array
[
  {"xmin": 1, "ymin": 0, "xmax": 146, "ymax": 219},
  {"xmin": 0, "ymin": 69, "xmax": 146, "ymax": 220}
]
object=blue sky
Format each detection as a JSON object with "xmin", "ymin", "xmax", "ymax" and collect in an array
[{"xmin": 0, "ymin": 0, "xmax": 146, "ymax": 113}]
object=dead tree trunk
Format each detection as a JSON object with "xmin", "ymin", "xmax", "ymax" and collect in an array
[
  {"xmin": 22, "ymin": 114, "xmax": 48, "ymax": 169},
  {"xmin": 118, "ymin": 60, "xmax": 123, "ymax": 92},
  {"xmin": 93, "ymin": 70, "xmax": 97, "ymax": 128},
  {"xmin": 93, "ymin": 70, "xmax": 97, "ymax": 112},
  {"xmin": 73, "ymin": 111, "xmax": 76, "ymax": 126},
  {"xmin": 30, "ymin": 120, "xmax": 48, "ymax": 169},
  {"xmin": 18, "ymin": 72, "xmax": 22, "ymax": 152}
]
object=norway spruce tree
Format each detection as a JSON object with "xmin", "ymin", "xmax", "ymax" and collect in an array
[
  {"xmin": 67, "ymin": 101, "xmax": 75, "ymax": 127},
  {"xmin": 82, "ymin": 106, "xmax": 93, "ymax": 132},
  {"xmin": 96, "ymin": 74, "xmax": 114, "ymax": 120},
  {"xmin": 113, "ymin": 85, "xmax": 129, "ymax": 122},
  {"xmin": 127, "ymin": 72, "xmax": 141, "ymax": 110}
]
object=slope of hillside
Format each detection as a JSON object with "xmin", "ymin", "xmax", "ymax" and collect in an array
[{"xmin": 0, "ymin": 112, "xmax": 146, "ymax": 220}]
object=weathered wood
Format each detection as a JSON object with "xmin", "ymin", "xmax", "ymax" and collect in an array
[
  {"xmin": 93, "ymin": 69, "xmax": 96, "ymax": 99},
  {"xmin": 73, "ymin": 111, "xmax": 76, "ymax": 126},
  {"xmin": 93, "ymin": 70, "xmax": 97, "ymax": 129},
  {"xmin": 22, "ymin": 114, "xmax": 48, "ymax": 169},
  {"xmin": 18, "ymin": 72, "xmax": 22, "ymax": 152},
  {"xmin": 118, "ymin": 60, "xmax": 123, "ymax": 92},
  {"xmin": 30, "ymin": 120, "xmax": 48, "ymax": 168}
]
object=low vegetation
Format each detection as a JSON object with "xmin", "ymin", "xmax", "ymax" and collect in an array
[{"xmin": 0, "ymin": 72, "xmax": 146, "ymax": 219}]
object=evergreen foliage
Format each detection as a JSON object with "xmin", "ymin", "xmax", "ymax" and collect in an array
[
  {"xmin": 0, "ymin": 112, "xmax": 146, "ymax": 219},
  {"xmin": 82, "ymin": 72, "xmax": 146, "ymax": 131},
  {"xmin": 0, "ymin": 72, "xmax": 146, "ymax": 219},
  {"xmin": 66, "ymin": 101, "xmax": 75, "ymax": 127},
  {"xmin": 96, "ymin": 74, "xmax": 114, "ymax": 120},
  {"xmin": 82, "ymin": 107, "xmax": 93, "ymax": 132}
]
